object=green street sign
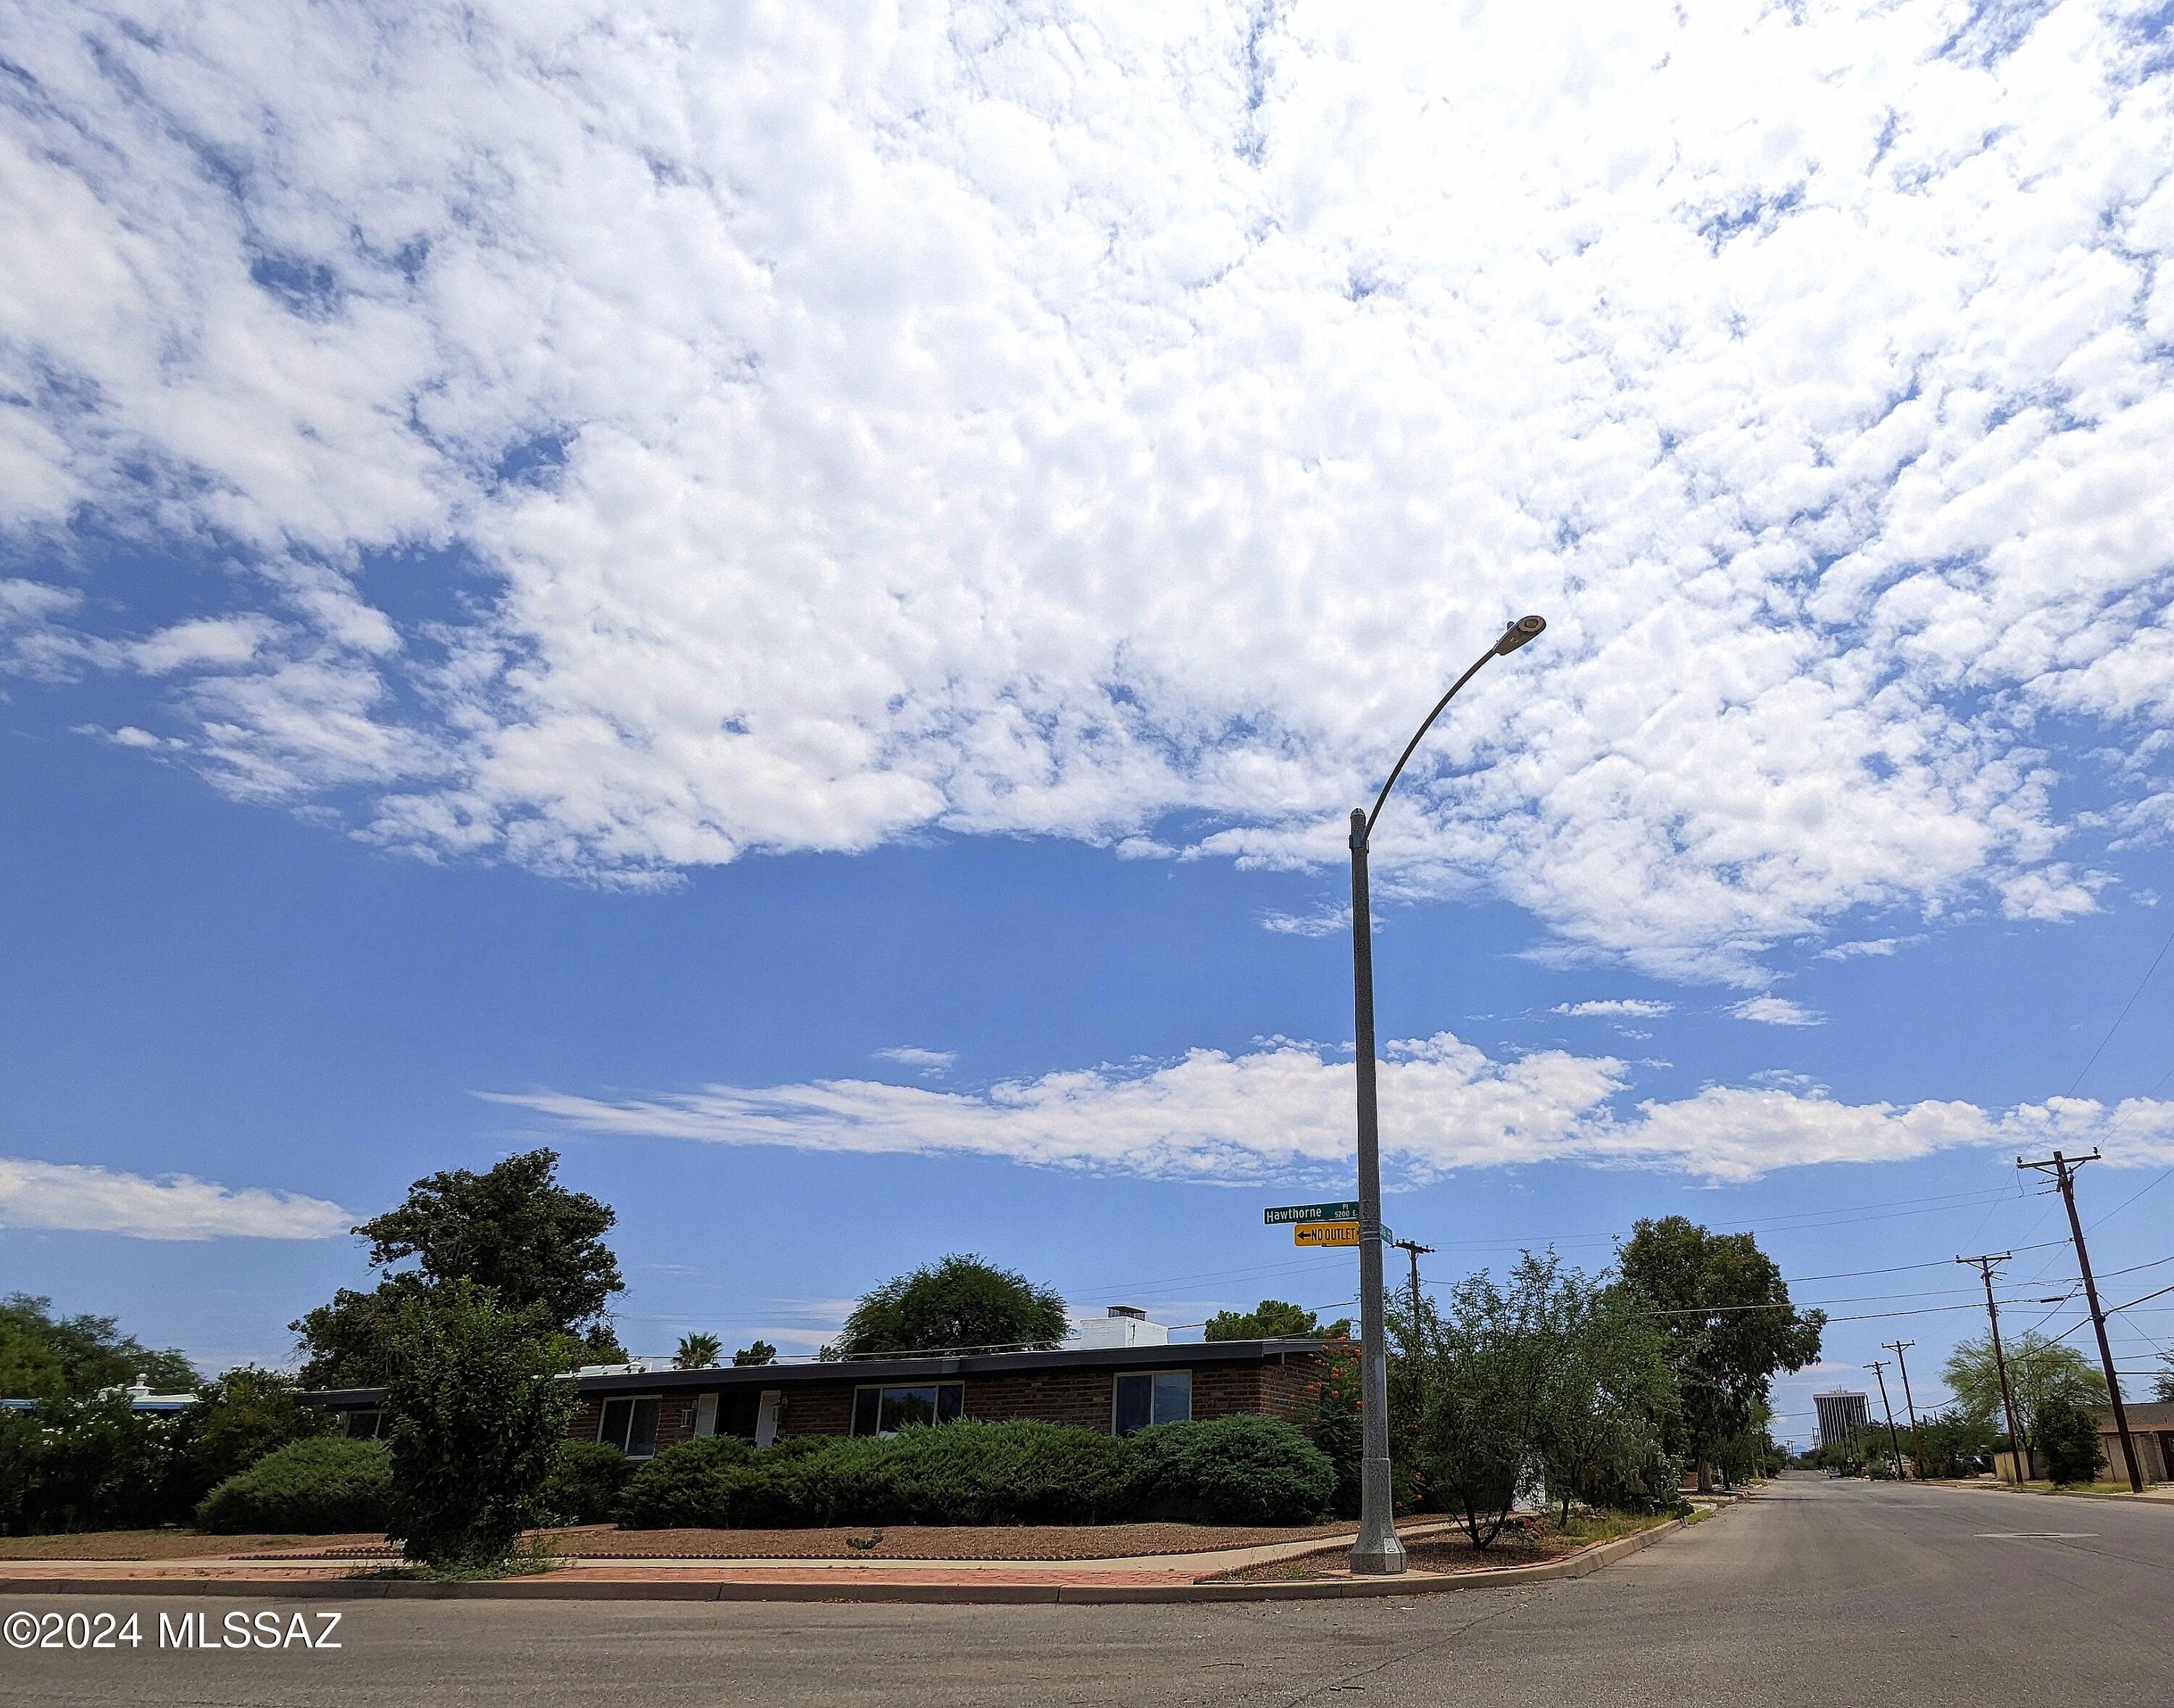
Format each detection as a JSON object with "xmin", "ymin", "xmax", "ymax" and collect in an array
[{"xmin": 1264, "ymin": 1201, "xmax": 1361, "ymax": 1225}]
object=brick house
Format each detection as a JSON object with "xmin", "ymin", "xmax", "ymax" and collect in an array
[{"xmin": 302, "ymin": 1338, "xmax": 1329, "ymax": 1465}]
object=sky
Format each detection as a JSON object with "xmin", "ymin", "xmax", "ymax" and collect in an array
[{"xmin": 3, "ymin": 0, "xmax": 2174, "ymax": 1448}]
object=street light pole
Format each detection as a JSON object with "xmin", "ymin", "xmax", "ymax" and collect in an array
[{"xmin": 1348, "ymin": 614, "xmax": 1546, "ymax": 1577}]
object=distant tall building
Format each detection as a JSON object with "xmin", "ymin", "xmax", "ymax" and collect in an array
[{"xmin": 1815, "ymin": 1390, "xmax": 1872, "ymax": 1451}]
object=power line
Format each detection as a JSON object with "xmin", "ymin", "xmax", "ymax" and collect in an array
[{"xmin": 2066, "ymin": 921, "xmax": 2174, "ymax": 1096}]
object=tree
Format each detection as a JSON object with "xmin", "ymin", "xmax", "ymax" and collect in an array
[
  {"xmin": 1533, "ymin": 1277, "xmax": 1679, "ymax": 1521},
  {"xmin": 1617, "ymin": 1217, "xmax": 1823, "ymax": 1491},
  {"xmin": 293, "ymin": 1149, "xmax": 625, "ymax": 1385},
  {"xmin": 733, "ymin": 1340, "xmax": 778, "ymax": 1367},
  {"xmin": 1204, "ymin": 1300, "xmax": 1351, "ymax": 1341},
  {"xmin": 380, "ymin": 1280, "xmax": 578, "ymax": 1569},
  {"xmin": 177, "ymin": 1366, "xmax": 336, "ymax": 1497},
  {"xmin": 1304, "ymin": 1333, "xmax": 1364, "ymax": 1518},
  {"xmin": 1409, "ymin": 1253, "xmax": 1567, "ymax": 1549},
  {"xmin": 2154, "ymin": 1354, "xmax": 2174, "ymax": 1404},
  {"xmin": 0, "ymin": 1294, "xmax": 198, "ymax": 1400},
  {"xmin": 2035, "ymin": 1400, "xmax": 2106, "ymax": 1487},
  {"xmin": 832, "ymin": 1254, "xmax": 1068, "ymax": 1358},
  {"xmin": 1909, "ymin": 1407, "xmax": 1994, "ymax": 1479},
  {"xmin": 1940, "ymin": 1331, "xmax": 2105, "ymax": 1445},
  {"xmin": 673, "ymin": 1333, "xmax": 724, "ymax": 1370}
]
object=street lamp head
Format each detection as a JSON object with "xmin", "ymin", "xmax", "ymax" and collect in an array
[{"xmin": 1494, "ymin": 614, "xmax": 1546, "ymax": 656}]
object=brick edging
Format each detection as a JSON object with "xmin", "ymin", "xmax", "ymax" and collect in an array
[{"xmin": 0, "ymin": 1515, "xmax": 1697, "ymax": 1606}]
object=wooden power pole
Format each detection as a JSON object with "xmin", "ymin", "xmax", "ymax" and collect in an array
[
  {"xmin": 2017, "ymin": 1149, "xmax": 2143, "ymax": 1494},
  {"xmin": 1957, "ymin": 1253, "xmax": 2026, "ymax": 1484},
  {"xmin": 1882, "ymin": 1340, "xmax": 1922, "ymax": 1478}
]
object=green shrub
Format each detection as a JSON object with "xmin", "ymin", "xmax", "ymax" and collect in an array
[
  {"xmin": 0, "ymin": 1395, "xmax": 189, "ymax": 1534},
  {"xmin": 2035, "ymin": 1401, "xmax": 2105, "ymax": 1487},
  {"xmin": 380, "ymin": 1280, "xmax": 577, "ymax": 1568},
  {"xmin": 620, "ymin": 1424, "xmax": 1136, "ymax": 1528},
  {"xmin": 1127, "ymin": 1415, "xmax": 1336, "ymax": 1525},
  {"xmin": 617, "ymin": 1417, "xmax": 1330, "ymax": 1530},
  {"xmin": 196, "ymin": 1436, "xmax": 392, "ymax": 1533},
  {"xmin": 538, "ymin": 1440, "xmax": 632, "ymax": 1525},
  {"xmin": 816, "ymin": 1422, "xmax": 1138, "ymax": 1526}
]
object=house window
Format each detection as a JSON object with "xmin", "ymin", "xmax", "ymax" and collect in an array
[
  {"xmin": 1113, "ymin": 1370, "xmax": 1191, "ymax": 1436},
  {"xmin": 851, "ymin": 1383, "xmax": 965, "ymax": 1437},
  {"xmin": 343, "ymin": 1409, "xmax": 384, "ymax": 1441},
  {"xmin": 598, "ymin": 1396, "xmax": 662, "ymax": 1459}
]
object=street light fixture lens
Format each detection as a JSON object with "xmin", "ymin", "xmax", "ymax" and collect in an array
[{"xmin": 1495, "ymin": 613, "xmax": 1547, "ymax": 655}]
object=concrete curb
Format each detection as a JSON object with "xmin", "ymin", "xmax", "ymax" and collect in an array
[
  {"xmin": 1923, "ymin": 1480, "xmax": 2174, "ymax": 1506},
  {"xmin": 0, "ymin": 1517, "xmax": 1694, "ymax": 1606}
]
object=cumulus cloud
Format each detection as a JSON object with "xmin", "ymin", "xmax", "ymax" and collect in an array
[
  {"xmin": 1553, "ymin": 999, "xmax": 1675, "ymax": 1019},
  {"xmin": 0, "ymin": 1157, "xmax": 351, "ymax": 1240},
  {"xmin": 3, "ymin": 5, "xmax": 2173, "ymax": 979},
  {"xmin": 481, "ymin": 1033, "xmax": 2174, "ymax": 1186},
  {"xmin": 1730, "ymin": 996, "xmax": 1825, "ymax": 1027}
]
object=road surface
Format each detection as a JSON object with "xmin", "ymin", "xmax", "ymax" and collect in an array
[{"xmin": 5, "ymin": 1475, "xmax": 2170, "ymax": 1705}]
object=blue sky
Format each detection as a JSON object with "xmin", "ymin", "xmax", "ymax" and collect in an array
[{"xmin": 5, "ymin": 1, "xmax": 2174, "ymax": 1447}]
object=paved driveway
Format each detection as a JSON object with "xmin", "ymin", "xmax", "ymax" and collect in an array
[{"xmin": 5, "ymin": 1475, "xmax": 2170, "ymax": 1706}]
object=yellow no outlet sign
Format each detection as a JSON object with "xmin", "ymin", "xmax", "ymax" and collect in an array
[{"xmin": 1291, "ymin": 1220, "xmax": 1388, "ymax": 1247}]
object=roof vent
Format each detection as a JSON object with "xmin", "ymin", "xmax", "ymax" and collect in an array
[{"xmin": 1107, "ymin": 1305, "xmax": 1146, "ymax": 1319}]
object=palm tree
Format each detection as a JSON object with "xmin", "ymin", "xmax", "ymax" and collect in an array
[{"xmin": 673, "ymin": 1330, "xmax": 724, "ymax": 1370}]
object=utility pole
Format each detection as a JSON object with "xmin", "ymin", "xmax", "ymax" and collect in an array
[
  {"xmin": 1867, "ymin": 1359, "xmax": 1906, "ymax": 1481},
  {"xmin": 1388, "ymin": 1238, "xmax": 1435, "ymax": 1326},
  {"xmin": 1883, "ymin": 1340, "xmax": 1921, "ymax": 1478},
  {"xmin": 2017, "ymin": 1149, "xmax": 2142, "ymax": 1493},
  {"xmin": 1957, "ymin": 1254, "xmax": 2026, "ymax": 1485}
]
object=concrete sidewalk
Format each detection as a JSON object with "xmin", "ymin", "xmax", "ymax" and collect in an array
[{"xmin": 0, "ymin": 1516, "xmax": 1691, "ymax": 1604}]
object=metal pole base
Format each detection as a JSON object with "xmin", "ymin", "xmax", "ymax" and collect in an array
[{"xmin": 1349, "ymin": 1453, "xmax": 1406, "ymax": 1575}]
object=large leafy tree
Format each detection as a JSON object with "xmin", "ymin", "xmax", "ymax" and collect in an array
[
  {"xmin": 1204, "ymin": 1299, "xmax": 1352, "ymax": 1341},
  {"xmin": 1409, "ymin": 1253, "xmax": 1565, "ymax": 1548},
  {"xmin": 1941, "ymin": 1331, "xmax": 2106, "ymax": 1444},
  {"xmin": 1616, "ymin": 1217, "xmax": 1823, "ymax": 1489},
  {"xmin": 0, "ymin": 1295, "xmax": 198, "ymax": 1399},
  {"xmin": 0, "ymin": 1294, "xmax": 199, "ymax": 1400},
  {"xmin": 1534, "ymin": 1275, "xmax": 1680, "ymax": 1520},
  {"xmin": 293, "ymin": 1149, "xmax": 627, "ymax": 1386},
  {"xmin": 832, "ymin": 1254, "xmax": 1068, "ymax": 1357}
]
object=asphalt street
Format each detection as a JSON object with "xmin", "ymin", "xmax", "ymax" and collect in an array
[{"xmin": 6, "ymin": 1475, "xmax": 2171, "ymax": 1707}]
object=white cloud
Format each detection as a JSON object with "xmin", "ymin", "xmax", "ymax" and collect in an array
[
  {"xmin": 1553, "ymin": 999, "xmax": 1675, "ymax": 1019},
  {"xmin": 872, "ymin": 1046, "xmax": 958, "ymax": 1075},
  {"xmin": 1815, "ymin": 936, "xmax": 1924, "ymax": 961},
  {"xmin": 0, "ymin": 1157, "xmax": 351, "ymax": 1241},
  {"xmin": 482, "ymin": 1033, "xmax": 2174, "ymax": 1186},
  {"xmin": 128, "ymin": 617, "xmax": 279, "ymax": 675},
  {"xmin": 1261, "ymin": 906, "xmax": 1353, "ymax": 938},
  {"xmin": 1730, "ymin": 996, "xmax": 1825, "ymax": 1027},
  {"xmin": 2, "ymin": 6, "xmax": 2173, "ymax": 979}
]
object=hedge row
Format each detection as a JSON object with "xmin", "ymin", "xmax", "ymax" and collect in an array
[
  {"xmin": 196, "ymin": 1437, "xmax": 393, "ymax": 1534},
  {"xmin": 188, "ymin": 1416, "xmax": 1338, "ymax": 1533},
  {"xmin": 617, "ymin": 1416, "xmax": 1335, "ymax": 1529}
]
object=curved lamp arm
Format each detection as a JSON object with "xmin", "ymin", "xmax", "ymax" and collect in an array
[{"xmin": 1362, "ymin": 615, "xmax": 1546, "ymax": 839}]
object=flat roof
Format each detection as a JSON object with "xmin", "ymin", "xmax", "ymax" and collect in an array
[{"xmin": 300, "ymin": 1336, "xmax": 1328, "ymax": 1408}]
